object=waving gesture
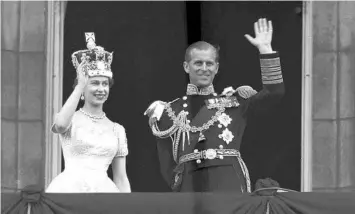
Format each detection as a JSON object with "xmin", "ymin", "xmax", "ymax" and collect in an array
[
  {"xmin": 245, "ymin": 18, "xmax": 274, "ymax": 54},
  {"xmin": 76, "ymin": 63, "xmax": 89, "ymax": 90}
]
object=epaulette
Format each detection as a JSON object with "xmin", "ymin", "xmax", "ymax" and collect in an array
[{"xmin": 205, "ymin": 96, "xmax": 240, "ymax": 109}]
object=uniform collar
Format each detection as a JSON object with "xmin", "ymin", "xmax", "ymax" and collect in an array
[{"xmin": 186, "ymin": 84, "xmax": 215, "ymax": 96}]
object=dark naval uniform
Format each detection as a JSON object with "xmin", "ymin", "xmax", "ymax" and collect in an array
[{"xmin": 150, "ymin": 52, "xmax": 285, "ymax": 192}]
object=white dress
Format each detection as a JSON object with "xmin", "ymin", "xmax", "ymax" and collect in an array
[{"xmin": 46, "ymin": 113, "xmax": 128, "ymax": 193}]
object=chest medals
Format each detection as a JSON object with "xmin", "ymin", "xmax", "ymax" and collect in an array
[
  {"xmin": 167, "ymin": 95, "xmax": 238, "ymax": 161},
  {"xmin": 217, "ymin": 113, "xmax": 234, "ymax": 144},
  {"xmin": 151, "ymin": 85, "xmax": 239, "ymax": 162}
]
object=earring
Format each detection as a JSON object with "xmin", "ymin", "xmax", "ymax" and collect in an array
[{"xmin": 81, "ymin": 94, "xmax": 84, "ymax": 100}]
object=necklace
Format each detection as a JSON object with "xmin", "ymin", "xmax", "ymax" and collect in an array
[{"xmin": 79, "ymin": 108, "xmax": 106, "ymax": 122}]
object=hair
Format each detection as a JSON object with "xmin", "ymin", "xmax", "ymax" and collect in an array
[
  {"xmin": 72, "ymin": 76, "xmax": 115, "ymax": 89},
  {"xmin": 184, "ymin": 41, "xmax": 220, "ymax": 62}
]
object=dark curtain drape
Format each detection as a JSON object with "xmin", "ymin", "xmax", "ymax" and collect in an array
[
  {"xmin": 3, "ymin": 187, "xmax": 355, "ymax": 214},
  {"xmin": 62, "ymin": 1, "xmax": 302, "ymax": 192}
]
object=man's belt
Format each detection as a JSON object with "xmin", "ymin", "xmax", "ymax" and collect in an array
[{"xmin": 179, "ymin": 149, "xmax": 240, "ymax": 164}]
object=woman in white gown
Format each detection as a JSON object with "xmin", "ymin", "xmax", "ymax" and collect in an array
[{"xmin": 46, "ymin": 33, "xmax": 131, "ymax": 193}]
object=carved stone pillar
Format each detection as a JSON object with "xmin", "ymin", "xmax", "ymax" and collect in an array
[
  {"xmin": 1, "ymin": 1, "xmax": 47, "ymax": 192},
  {"xmin": 312, "ymin": 1, "xmax": 355, "ymax": 192}
]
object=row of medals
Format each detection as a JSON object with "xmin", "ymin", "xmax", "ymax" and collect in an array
[{"xmin": 180, "ymin": 95, "xmax": 234, "ymax": 161}]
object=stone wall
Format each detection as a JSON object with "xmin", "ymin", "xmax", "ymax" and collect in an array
[
  {"xmin": 1, "ymin": 1, "xmax": 47, "ymax": 192},
  {"xmin": 312, "ymin": 1, "xmax": 355, "ymax": 192}
]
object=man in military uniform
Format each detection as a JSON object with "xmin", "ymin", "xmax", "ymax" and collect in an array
[{"xmin": 145, "ymin": 18, "xmax": 284, "ymax": 192}]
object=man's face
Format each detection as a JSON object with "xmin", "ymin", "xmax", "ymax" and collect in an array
[{"xmin": 184, "ymin": 48, "xmax": 219, "ymax": 88}]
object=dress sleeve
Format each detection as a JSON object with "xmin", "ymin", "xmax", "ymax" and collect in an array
[{"xmin": 114, "ymin": 123, "xmax": 129, "ymax": 157}]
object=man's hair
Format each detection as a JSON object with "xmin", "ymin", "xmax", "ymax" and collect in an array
[{"xmin": 184, "ymin": 41, "xmax": 220, "ymax": 62}]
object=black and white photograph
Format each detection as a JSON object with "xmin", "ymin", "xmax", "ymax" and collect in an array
[{"xmin": 1, "ymin": 1, "xmax": 355, "ymax": 213}]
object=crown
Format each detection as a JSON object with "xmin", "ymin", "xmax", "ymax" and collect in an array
[{"xmin": 71, "ymin": 33, "xmax": 113, "ymax": 78}]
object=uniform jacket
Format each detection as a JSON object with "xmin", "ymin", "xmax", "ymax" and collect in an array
[{"xmin": 150, "ymin": 52, "xmax": 285, "ymax": 189}]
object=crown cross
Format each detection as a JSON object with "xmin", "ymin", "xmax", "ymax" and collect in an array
[{"xmin": 85, "ymin": 32, "xmax": 95, "ymax": 42}]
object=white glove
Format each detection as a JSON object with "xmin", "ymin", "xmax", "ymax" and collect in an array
[{"xmin": 144, "ymin": 101, "xmax": 166, "ymax": 122}]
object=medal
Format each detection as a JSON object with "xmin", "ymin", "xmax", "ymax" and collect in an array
[{"xmin": 198, "ymin": 132, "xmax": 206, "ymax": 143}]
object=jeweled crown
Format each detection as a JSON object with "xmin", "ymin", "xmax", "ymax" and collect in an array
[{"xmin": 71, "ymin": 33, "xmax": 113, "ymax": 78}]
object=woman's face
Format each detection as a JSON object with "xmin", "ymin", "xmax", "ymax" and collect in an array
[{"xmin": 83, "ymin": 76, "xmax": 110, "ymax": 106}]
